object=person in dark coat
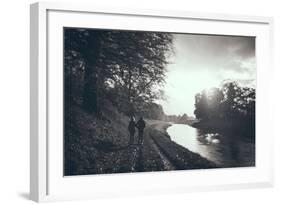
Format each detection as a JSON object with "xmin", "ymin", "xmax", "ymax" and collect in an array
[
  {"xmin": 136, "ymin": 116, "xmax": 146, "ymax": 144},
  {"xmin": 128, "ymin": 117, "xmax": 136, "ymax": 145}
]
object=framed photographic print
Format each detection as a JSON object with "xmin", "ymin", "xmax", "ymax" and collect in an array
[{"xmin": 30, "ymin": 2, "xmax": 274, "ymax": 202}]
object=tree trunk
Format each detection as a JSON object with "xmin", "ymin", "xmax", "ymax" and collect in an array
[
  {"xmin": 82, "ymin": 31, "xmax": 102, "ymax": 114},
  {"xmin": 83, "ymin": 63, "xmax": 98, "ymax": 113},
  {"xmin": 127, "ymin": 67, "xmax": 135, "ymax": 116}
]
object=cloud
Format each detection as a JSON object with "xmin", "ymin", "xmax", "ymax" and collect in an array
[
  {"xmin": 173, "ymin": 34, "xmax": 256, "ymax": 74},
  {"xmin": 234, "ymin": 38, "xmax": 255, "ymax": 60}
]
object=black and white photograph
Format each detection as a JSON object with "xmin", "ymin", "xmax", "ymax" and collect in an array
[{"xmin": 64, "ymin": 28, "xmax": 256, "ymax": 176}]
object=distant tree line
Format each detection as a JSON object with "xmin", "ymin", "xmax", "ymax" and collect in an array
[
  {"xmin": 139, "ymin": 102, "xmax": 165, "ymax": 120},
  {"xmin": 194, "ymin": 81, "xmax": 255, "ymax": 136},
  {"xmin": 164, "ymin": 113, "xmax": 194, "ymax": 124},
  {"xmin": 64, "ymin": 28, "xmax": 173, "ymax": 117}
]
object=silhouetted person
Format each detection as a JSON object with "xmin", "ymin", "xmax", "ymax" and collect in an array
[
  {"xmin": 136, "ymin": 117, "xmax": 146, "ymax": 144},
  {"xmin": 128, "ymin": 117, "xmax": 136, "ymax": 145}
]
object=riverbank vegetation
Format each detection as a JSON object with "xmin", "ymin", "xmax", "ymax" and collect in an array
[{"xmin": 193, "ymin": 81, "xmax": 255, "ymax": 140}]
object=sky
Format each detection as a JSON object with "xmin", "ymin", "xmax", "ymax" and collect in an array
[{"xmin": 159, "ymin": 33, "xmax": 256, "ymax": 116}]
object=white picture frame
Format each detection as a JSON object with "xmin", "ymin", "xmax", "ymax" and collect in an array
[{"xmin": 30, "ymin": 1, "xmax": 274, "ymax": 202}]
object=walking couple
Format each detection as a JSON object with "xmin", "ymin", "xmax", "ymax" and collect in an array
[{"xmin": 128, "ymin": 116, "xmax": 146, "ymax": 145}]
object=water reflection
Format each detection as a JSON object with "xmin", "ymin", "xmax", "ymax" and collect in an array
[{"xmin": 167, "ymin": 124, "xmax": 255, "ymax": 167}]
